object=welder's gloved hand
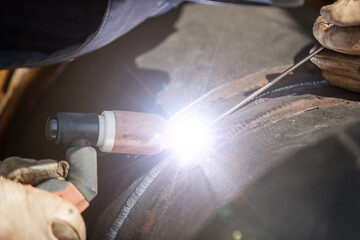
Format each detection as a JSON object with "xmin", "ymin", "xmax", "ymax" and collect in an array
[
  {"xmin": 0, "ymin": 177, "xmax": 85, "ymax": 240},
  {"xmin": 0, "ymin": 157, "xmax": 69, "ymax": 185},
  {"xmin": 312, "ymin": 0, "xmax": 360, "ymax": 92}
]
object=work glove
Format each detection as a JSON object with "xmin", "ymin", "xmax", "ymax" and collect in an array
[
  {"xmin": 0, "ymin": 146, "xmax": 97, "ymax": 239},
  {"xmin": 0, "ymin": 157, "xmax": 69, "ymax": 185},
  {"xmin": 0, "ymin": 177, "xmax": 85, "ymax": 240},
  {"xmin": 311, "ymin": 0, "xmax": 360, "ymax": 92},
  {"xmin": 0, "ymin": 146, "xmax": 97, "ymax": 213}
]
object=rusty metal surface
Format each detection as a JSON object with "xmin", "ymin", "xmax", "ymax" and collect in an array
[
  {"xmin": 195, "ymin": 124, "xmax": 360, "ymax": 240},
  {"xmin": 90, "ymin": 63, "xmax": 360, "ymax": 239}
]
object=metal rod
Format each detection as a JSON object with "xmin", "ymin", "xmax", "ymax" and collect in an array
[{"xmin": 206, "ymin": 44, "xmax": 325, "ymax": 128}]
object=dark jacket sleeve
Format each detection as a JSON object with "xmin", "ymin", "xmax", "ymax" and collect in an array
[{"xmin": 0, "ymin": 0, "xmax": 182, "ymax": 69}]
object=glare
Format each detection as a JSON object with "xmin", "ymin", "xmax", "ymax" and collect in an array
[
  {"xmin": 168, "ymin": 118, "xmax": 210, "ymax": 162},
  {"xmin": 232, "ymin": 230, "xmax": 242, "ymax": 240}
]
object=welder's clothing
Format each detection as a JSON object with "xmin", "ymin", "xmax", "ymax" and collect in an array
[
  {"xmin": 0, "ymin": 0, "xmax": 309, "ymax": 69},
  {"xmin": 0, "ymin": 0, "xmax": 182, "ymax": 69},
  {"xmin": 312, "ymin": 0, "xmax": 360, "ymax": 93}
]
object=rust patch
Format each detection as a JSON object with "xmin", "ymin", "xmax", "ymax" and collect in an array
[
  {"xmin": 224, "ymin": 95, "xmax": 349, "ymax": 141},
  {"xmin": 141, "ymin": 201, "xmax": 160, "ymax": 233}
]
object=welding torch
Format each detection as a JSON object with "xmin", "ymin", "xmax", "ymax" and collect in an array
[
  {"xmin": 41, "ymin": 110, "xmax": 168, "ymax": 212},
  {"xmin": 46, "ymin": 111, "xmax": 169, "ymax": 155}
]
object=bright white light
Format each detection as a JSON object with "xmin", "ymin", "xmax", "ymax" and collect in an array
[{"xmin": 168, "ymin": 118, "xmax": 209, "ymax": 162}]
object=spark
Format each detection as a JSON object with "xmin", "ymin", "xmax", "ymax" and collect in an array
[{"xmin": 168, "ymin": 117, "xmax": 210, "ymax": 164}]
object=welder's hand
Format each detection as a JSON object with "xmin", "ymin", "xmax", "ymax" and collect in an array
[
  {"xmin": 37, "ymin": 146, "xmax": 98, "ymax": 213},
  {"xmin": 311, "ymin": 48, "xmax": 360, "ymax": 92},
  {"xmin": 312, "ymin": 0, "xmax": 360, "ymax": 92},
  {"xmin": 0, "ymin": 177, "xmax": 85, "ymax": 240},
  {"xmin": 1, "ymin": 146, "xmax": 97, "ymax": 214},
  {"xmin": 0, "ymin": 157, "xmax": 69, "ymax": 185},
  {"xmin": 319, "ymin": 0, "xmax": 360, "ymax": 27}
]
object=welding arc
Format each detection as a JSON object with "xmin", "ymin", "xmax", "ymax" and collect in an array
[{"xmin": 206, "ymin": 44, "xmax": 325, "ymax": 128}]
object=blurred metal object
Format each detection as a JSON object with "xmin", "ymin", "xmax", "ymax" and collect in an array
[{"xmin": 0, "ymin": 63, "xmax": 68, "ymax": 158}]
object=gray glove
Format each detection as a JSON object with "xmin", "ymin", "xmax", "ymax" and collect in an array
[{"xmin": 0, "ymin": 157, "xmax": 69, "ymax": 185}]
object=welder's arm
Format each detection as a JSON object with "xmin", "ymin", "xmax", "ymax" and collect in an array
[{"xmin": 311, "ymin": 0, "xmax": 360, "ymax": 92}]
